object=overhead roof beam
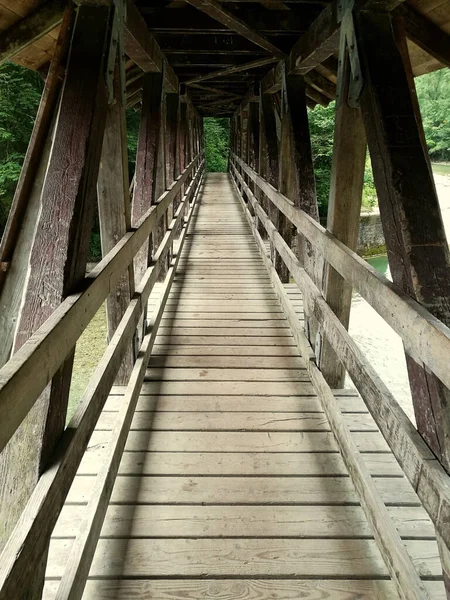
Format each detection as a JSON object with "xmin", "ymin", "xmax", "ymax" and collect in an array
[
  {"xmin": 0, "ymin": 0, "xmax": 66, "ymax": 65},
  {"xmin": 184, "ymin": 0, "xmax": 285, "ymax": 57},
  {"xmin": 185, "ymin": 56, "xmax": 279, "ymax": 85},
  {"xmin": 124, "ymin": 0, "xmax": 178, "ymax": 92},
  {"xmin": 398, "ymin": 4, "xmax": 450, "ymax": 69}
]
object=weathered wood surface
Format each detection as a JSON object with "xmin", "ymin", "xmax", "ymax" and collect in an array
[
  {"xmin": 232, "ymin": 166, "xmax": 438, "ymax": 599},
  {"xmin": 0, "ymin": 163, "xmax": 205, "ymax": 600},
  {"xmin": 132, "ymin": 71, "xmax": 164, "ymax": 287},
  {"xmin": 97, "ymin": 55, "xmax": 134, "ymax": 385},
  {"xmin": 232, "ymin": 153, "xmax": 450, "ymax": 395},
  {"xmin": 355, "ymin": 9, "xmax": 450, "ymax": 474},
  {"xmin": 231, "ymin": 159, "xmax": 450, "ymax": 567},
  {"xmin": 319, "ymin": 35, "xmax": 366, "ymax": 388},
  {"xmin": 44, "ymin": 174, "xmax": 443, "ymax": 598},
  {"xmin": 53, "ymin": 170, "xmax": 204, "ymax": 600},
  {"xmin": 0, "ymin": 0, "xmax": 114, "ymax": 556},
  {"xmin": 0, "ymin": 154, "xmax": 200, "ymax": 458}
]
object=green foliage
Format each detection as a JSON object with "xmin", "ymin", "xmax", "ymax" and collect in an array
[
  {"xmin": 307, "ymin": 103, "xmax": 335, "ymax": 215},
  {"xmin": 204, "ymin": 117, "xmax": 230, "ymax": 172},
  {"xmin": 416, "ymin": 69, "xmax": 450, "ymax": 161},
  {"xmin": 0, "ymin": 62, "xmax": 42, "ymax": 233},
  {"xmin": 126, "ymin": 107, "xmax": 140, "ymax": 178}
]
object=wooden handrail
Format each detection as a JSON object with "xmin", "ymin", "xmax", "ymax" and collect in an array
[
  {"xmin": 232, "ymin": 152, "xmax": 450, "ymax": 393},
  {"xmin": 0, "ymin": 153, "xmax": 202, "ymax": 455},
  {"xmin": 231, "ymin": 161, "xmax": 438, "ymax": 600},
  {"xmin": 0, "ymin": 160, "xmax": 205, "ymax": 599}
]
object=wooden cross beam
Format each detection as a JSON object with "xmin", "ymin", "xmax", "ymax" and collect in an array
[
  {"xmin": 398, "ymin": 4, "xmax": 450, "ymax": 69},
  {"xmin": 185, "ymin": 56, "xmax": 279, "ymax": 85},
  {"xmin": 184, "ymin": 0, "xmax": 285, "ymax": 57},
  {"xmin": 0, "ymin": 0, "xmax": 66, "ymax": 64}
]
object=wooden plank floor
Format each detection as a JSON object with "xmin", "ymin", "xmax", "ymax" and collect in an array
[{"xmin": 45, "ymin": 173, "xmax": 445, "ymax": 599}]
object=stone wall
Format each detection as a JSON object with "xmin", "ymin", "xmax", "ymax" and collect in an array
[
  {"xmin": 357, "ymin": 212, "xmax": 385, "ymax": 256},
  {"xmin": 317, "ymin": 211, "xmax": 385, "ymax": 256}
]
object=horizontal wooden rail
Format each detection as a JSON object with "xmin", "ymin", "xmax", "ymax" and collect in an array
[
  {"xmin": 231, "ymin": 164, "xmax": 433, "ymax": 600},
  {"xmin": 231, "ymin": 159, "xmax": 450, "ymax": 571},
  {"xmin": 0, "ymin": 153, "xmax": 202, "ymax": 456},
  {"xmin": 54, "ymin": 171, "xmax": 204, "ymax": 600},
  {"xmin": 0, "ymin": 161, "xmax": 205, "ymax": 599},
  {"xmin": 232, "ymin": 152, "xmax": 450, "ymax": 394}
]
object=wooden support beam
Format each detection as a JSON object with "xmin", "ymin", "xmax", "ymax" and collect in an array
[
  {"xmin": 185, "ymin": 56, "xmax": 278, "ymax": 85},
  {"xmin": 397, "ymin": 4, "xmax": 450, "ymax": 69},
  {"xmin": 279, "ymin": 66, "xmax": 321, "ymax": 336},
  {"xmin": 132, "ymin": 72, "xmax": 164, "ymax": 287},
  {"xmin": 354, "ymin": 11, "xmax": 450, "ymax": 474},
  {"xmin": 0, "ymin": 3, "xmax": 115, "ymax": 595},
  {"xmin": 0, "ymin": 0, "xmax": 66, "ymax": 65},
  {"xmin": 97, "ymin": 58, "xmax": 135, "ymax": 386},
  {"xmin": 184, "ymin": 0, "xmax": 285, "ymax": 57},
  {"xmin": 231, "ymin": 167, "xmax": 432, "ymax": 600},
  {"xmin": 260, "ymin": 89, "xmax": 286, "ymax": 280},
  {"xmin": 319, "ymin": 34, "xmax": 366, "ymax": 388},
  {"xmin": 0, "ymin": 5, "xmax": 74, "ymax": 364},
  {"xmin": 124, "ymin": 0, "xmax": 178, "ymax": 92},
  {"xmin": 288, "ymin": 2, "xmax": 340, "ymax": 76}
]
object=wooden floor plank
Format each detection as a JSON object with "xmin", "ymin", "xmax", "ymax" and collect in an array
[
  {"xmin": 45, "ymin": 173, "xmax": 443, "ymax": 596},
  {"xmin": 144, "ymin": 367, "xmax": 309, "ymax": 382},
  {"xmin": 66, "ymin": 475, "xmax": 418, "ymax": 506},
  {"xmin": 78, "ymin": 450, "xmax": 403, "ymax": 477},
  {"xmin": 44, "ymin": 579, "xmax": 448, "ymax": 600},
  {"xmin": 104, "ymin": 394, "xmax": 367, "ymax": 413},
  {"xmin": 54, "ymin": 504, "xmax": 434, "ymax": 539},
  {"xmin": 87, "ymin": 429, "xmax": 390, "ymax": 453},
  {"xmin": 95, "ymin": 411, "xmax": 379, "ymax": 432},
  {"xmin": 46, "ymin": 538, "xmax": 442, "ymax": 578}
]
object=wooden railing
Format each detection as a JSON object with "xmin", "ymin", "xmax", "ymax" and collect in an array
[
  {"xmin": 230, "ymin": 152, "xmax": 450, "ymax": 600},
  {"xmin": 0, "ymin": 153, "xmax": 205, "ymax": 599}
]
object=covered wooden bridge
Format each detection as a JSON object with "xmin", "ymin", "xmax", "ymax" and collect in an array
[{"xmin": 0, "ymin": 0, "xmax": 450, "ymax": 598}]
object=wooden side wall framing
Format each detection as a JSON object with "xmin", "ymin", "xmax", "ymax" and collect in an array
[
  {"xmin": 230, "ymin": 2, "xmax": 450, "ymax": 597},
  {"xmin": 0, "ymin": 0, "xmax": 449, "ymax": 596},
  {"xmin": 0, "ymin": 2, "xmax": 204, "ymax": 598}
]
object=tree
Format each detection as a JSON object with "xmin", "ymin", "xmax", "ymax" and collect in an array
[
  {"xmin": 0, "ymin": 63, "xmax": 42, "ymax": 234},
  {"xmin": 416, "ymin": 69, "xmax": 450, "ymax": 162},
  {"xmin": 204, "ymin": 117, "xmax": 230, "ymax": 172}
]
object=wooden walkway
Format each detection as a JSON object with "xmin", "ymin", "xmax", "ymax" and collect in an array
[{"xmin": 45, "ymin": 174, "xmax": 444, "ymax": 599}]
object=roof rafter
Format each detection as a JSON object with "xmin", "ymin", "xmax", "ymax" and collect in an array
[
  {"xmin": 184, "ymin": 0, "xmax": 285, "ymax": 57},
  {"xmin": 185, "ymin": 56, "xmax": 279, "ymax": 85}
]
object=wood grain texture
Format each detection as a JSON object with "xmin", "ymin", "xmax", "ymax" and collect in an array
[{"xmin": 43, "ymin": 579, "xmax": 446, "ymax": 600}]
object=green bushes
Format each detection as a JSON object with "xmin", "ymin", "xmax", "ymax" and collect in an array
[{"xmin": 204, "ymin": 117, "xmax": 230, "ymax": 172}]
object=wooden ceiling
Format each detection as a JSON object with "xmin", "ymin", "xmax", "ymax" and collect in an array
[{"xmin": 0, "ymin": 0, "xmax": 449, "ymax": 116}]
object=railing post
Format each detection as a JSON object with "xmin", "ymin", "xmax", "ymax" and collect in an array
[
  {"xmin": 132, "ymin": 71, "xmax": 164, "ymax": 286},
  {"xmin": 98, "ymin": 45, "xmax": 135, "ymax": 385},
  {"xmin": 279, "ymin": 64, "xmax": 322, "ymax": 338},
  {"xmin": 260, "ymin": 88, "xmax": 285, "ymax": 280},
  {"xmin": 319, "ymin": 31, "xmax": 366, "ymax": 388},
  {"xmin": 0, "ymin": 2, "xmax": 118, "ymax": 594},
  {"xmin": 165, "ymin": 88, "xmax": 180, "ymax": 267}
]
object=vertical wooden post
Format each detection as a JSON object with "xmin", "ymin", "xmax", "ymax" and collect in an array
[
  {"xmin": 131, "ymin": 71, "xmax": 164, "ymax": 287},
  {"xmin": 155, "ymin": 85, "xmax": 167, "ymax": 279},
  {"xmin": 246, "ymin": 100, "xmax": 260, "ymax": 223},
  {"xmin": 319, "ymin": 36, "xmax": 366, "ymax": 387},
  {"xmin": 260, "ymin": 88, "xmax": 285, "ymax": 280},
  {"xmin": 0, "ymin": 4, "xmax": 116, "ymax": 594},
  {"xmin": 165, "ymin": 90, "xmax": 180, "ymax": 256},
  {"xmin": 97, "ymin": 56, "xmax": 135, "ymax": 385},
  {"xmin": 179, "ymin": 100, "xmax": 188, "ymax": 215},
  {"xmin": 355, "ymin": 10, "xmax": 450, "ymax": 472},
  {"xmin": 279, "ymin": 65, "xmax": 323, "ymax": 340}
]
